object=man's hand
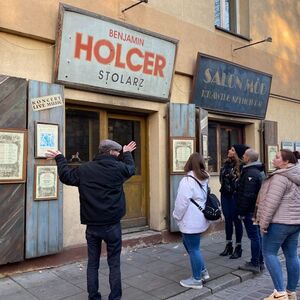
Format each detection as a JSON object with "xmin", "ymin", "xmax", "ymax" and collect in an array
[
  {"xmin": 45, "ymin": 150, "xmax": 62, "ymax": 160},
  {"xmin": 123, "ymin": 141, "xmax": 136, "ymax": 153}
]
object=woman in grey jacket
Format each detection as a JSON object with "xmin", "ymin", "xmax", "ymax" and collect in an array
[
  {"xmin": 173, "ymin": 153, "xmax": 210, "ymax": 290},
  {"xmin": 255, "ymin": 149, "xmax": 300, "ymax": 300}
]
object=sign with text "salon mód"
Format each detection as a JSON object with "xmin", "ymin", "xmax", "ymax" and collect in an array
[
  {"xmin": 55, "ymin": 4, "xmax": 177, "ymax": 102},
  {"xmin": 191, "ymin": 54, "xmax": 272, "ymax": 119}
]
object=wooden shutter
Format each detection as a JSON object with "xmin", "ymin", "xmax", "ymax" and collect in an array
[
  {"xmin": 0, "ymin": 75, "xmax": 27, "ymax": 264},
  {"xmin": 26, "ymin": 80, "xmax": 64, "ymax": 258},
  {"xmin": 169, "ymin": 103, "xmax": 196, "ymax": 232},
  {"xmin": 261, "ymin": 120, "xmax": 278, "ymax": 173}
]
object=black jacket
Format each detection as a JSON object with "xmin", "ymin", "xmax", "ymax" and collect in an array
[
  {"xmin": 236, "ymin": 162, "xmax": 265, "ymax": 216},
  {"xmin": 219, "ymin": 160, "xmax": 239, "ymax": 195},
  {"xmin": 55, "ymin": 152, "xmax": 135, "ymax": 225}
]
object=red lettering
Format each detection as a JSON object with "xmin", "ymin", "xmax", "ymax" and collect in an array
[
  {"xmin": 115, "ymin": 43, "xmax": 125, "ymax": 68},
  {"xmin": 126, "ymin": 48, "xmax": 143, "ymax": 72},
  {"xmin": 143, "ymin": 51, "xmax": 155, "ymax": 75},
  {"xmin": 74, "ymin": 33, "xmax": 93, "ymax": 61},
  {"xmin": 94, "ymin": 40, "xmax": 114, "ymax": 64},
  {"xmin": 109, "ymin": 29, "xmax": 113, "ymax": 37},
  {"xmin": 154, "ymin": 54, "xmax": 166, "ymax": 77}
]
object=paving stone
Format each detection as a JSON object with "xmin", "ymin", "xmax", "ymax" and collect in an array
[
  {"xmin": 123, "ymin": 271, "xmax": 172, "ymax": 292},
  {"xmin": 205, "ymin": 273, "xmax": 240, "ymax": 293},
  {"xmin": 27, "ymin": 280, "xmax": 83, "ymax": 300},
  {"xmin": 231, "ymin": 269, "xmax": 253, "ymax": 281},
  {"xmin": 11, "ymin": 270, "xmax": 61, "ymax": 289},
  {"xmin": 148, "ymin": 282, "xmax": 187, "ymax": 299},
  {"xmin": 122, "ymin": 286, "xmax": 159, "ymax": 300},
  {"xmin": 0, "ymin": 277, "xmax": 24, "ymax": 297},
  {"xmin": 167, "ymin": 287, "xmax": 211, "ymax": 300},
  {"xmin": 0, "ymin": 290, "xmax": 39, "ymax": 300}
]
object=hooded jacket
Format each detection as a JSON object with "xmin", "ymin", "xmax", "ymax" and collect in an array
[
  {"xmin": 236, "ymin": 161, "xmax": 265, "ymax": 216},
  {"xmin": 256, "ymin": 163, "xmax": 300, "ymax": 230},
  {"xmin": 173, "ymin": 171, "xmax": 210, "ymax": 234},
  {"xmin": 55, "ymin": 152, "xmax": 135, "ymax": 225}
]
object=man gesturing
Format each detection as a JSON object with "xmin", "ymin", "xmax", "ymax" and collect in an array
[{"xmin": 46, "ymin": 140, "xmax": 136, "ymax": 300}]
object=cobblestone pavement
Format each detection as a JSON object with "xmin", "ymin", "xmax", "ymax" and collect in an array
[{"xmin": 0, "ymin": 231, "xmax": 299, "ymax": 299}]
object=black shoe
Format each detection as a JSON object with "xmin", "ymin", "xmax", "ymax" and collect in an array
[
  {"xmin": 219, "ymin": 243, "xmax": 233, "ymax": 256},
  {"xmin": 229, "ymin": 245, "xmax": 242, "ymax": 259},
  {"xmin": 238, "ymin": 261, "xmax": 260, "ymax": 274},
  {"xmin": 260, "ymin": 263, "xmax": 265, "ymax": 272}
]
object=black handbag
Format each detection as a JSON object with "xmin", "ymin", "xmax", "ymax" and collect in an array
[{"xmin": 187, "ymin": 175, "xmax": 222, "ymax": 221}]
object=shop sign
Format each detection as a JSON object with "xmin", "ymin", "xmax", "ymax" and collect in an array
[
  {"xmin": 55, "ymin": 4, "xmax": 177, "ymax": 102},
  {"xmin": 191, "ymin": 54, "xmax": 272, "ymax": 119}
]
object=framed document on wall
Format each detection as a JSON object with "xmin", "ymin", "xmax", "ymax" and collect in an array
[
  {"xmin": 170, "ymin": 137, "xmax": 195, "ymax": 173},
  {"xmin": 34, "ymin": 165, "xmax": 58, "ymax": 200},
  {"xmin": 266, "ymin": 145, "xmax": 278, "ymax": 172},
  {"xmin": 0, "ymin": 128, "xmax": 27, "ymax": 183},
  {"xmin": 35, "ymin": 122, "xmax": 59, "ymax": 158}
]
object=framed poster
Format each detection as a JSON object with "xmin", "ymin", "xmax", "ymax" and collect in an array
[
  {"xmin": 35, "ymin": 122, "xmax": 59, "ymax": 158},
  {"xmin": 34, "ymin": 165, "xmax": 58, "ymax": 200},
  {"xmin": 266, "ymin": 145, "xmax": 278, "ymax": 172},
  {"xmin": 0, "ymin": 128, "xmax": 27, "ymax": 183},
  {"xmin": 171, "ymin": 137, "xmax": 195, "ymax": 173},
  {"xmin": 294, "ymin": 142, "xmax": 300, "ymax": 152},
  {"xmin": 281, "ymin": 141, "xmax": 294, "ymax": 151}
]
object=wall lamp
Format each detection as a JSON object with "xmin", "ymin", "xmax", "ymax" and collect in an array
[
  {"xmin": 233, "ymin": 37, "xmax": 272, "ymax": 52},
  {"xmin": 122, "ymin": 0, "xmax": 148, "ymax": 13}
]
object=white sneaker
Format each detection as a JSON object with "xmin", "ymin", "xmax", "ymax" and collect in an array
[
  {"xmin": 201, "ymin": 269, "xmax": 210, "ymax": 281},
  {"xmin": 180, "ymin": 277, "xmax": 203, "ymax": 289},
  {"xmin": 287, "ymin": 291, "xmax": 297, "ymax": 300}
]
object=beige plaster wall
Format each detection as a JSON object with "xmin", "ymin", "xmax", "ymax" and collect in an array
[{"xmin": 1, "ymin": 0, "xmax": 300, "ymax": 100}]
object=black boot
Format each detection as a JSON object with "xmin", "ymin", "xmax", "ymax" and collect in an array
[
  {"xmin": 229, "ymin": 245, "xmax": 242, "ymax": 259},
  {"xmin": 219, "ymin": 243, "xmax": 233, "ymax": 256}
]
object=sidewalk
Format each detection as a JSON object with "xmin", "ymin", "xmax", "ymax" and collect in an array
[{"xmin": 0, "ymin": 231, "xmax": 299, "ymax": 300}]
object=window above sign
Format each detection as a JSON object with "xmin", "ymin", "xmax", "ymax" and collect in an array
[{"xmin": 214, "ymin": 0, "xmax": 250, "ymax": 40}]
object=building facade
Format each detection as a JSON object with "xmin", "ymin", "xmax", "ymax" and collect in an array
[{"xmin": 1, "ymin": 0, "xmax": 300, "ymax": 264}]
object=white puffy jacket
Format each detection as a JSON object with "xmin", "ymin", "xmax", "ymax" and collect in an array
[{"xmin": 173, "ymin": 171, "xmax": 210, "ymax": 234}]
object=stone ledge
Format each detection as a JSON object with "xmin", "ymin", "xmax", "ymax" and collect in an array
[{"xmin": 205, "ymin": 273, "xmax": 240, "ymax": 293}]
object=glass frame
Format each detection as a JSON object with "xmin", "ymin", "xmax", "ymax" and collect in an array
[
  {"xmin": 34, "ymin": 164, "xmax": 58, "ymax": 200},
  {"xmin": 35, "ymin": 122, "xmax": 59, "ymax": 158},
  {"xmin": 0, "ymin": 128, "xmax": 27, "ymax": 184},
  {"xmin": 170, "ymin": 137, "xmax": 195, "ymax": 174},
  {"xmin": 266, "ymin": 145, "xmax": 278, "ymax": 173}
]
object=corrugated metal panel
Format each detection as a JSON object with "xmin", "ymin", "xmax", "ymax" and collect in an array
[
  {"xmin": 0, "ymin": 75, "xmax": 27, "ymax": 264},
  {"xmin": 169, "ymin": 103, "xmax": 196, "ymax": 232},
  {"xmin": 26, "ymin": 80, "xmax": 64, "ymax": 258}
]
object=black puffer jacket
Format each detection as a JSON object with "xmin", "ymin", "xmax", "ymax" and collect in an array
[
  {"xmin": 55, "ymin": 152, "xmax": 135, "ymax": 225},
  {"xmin": 236, "ymin": 162, "xmax": 265, "ymax": 216},
  {"xmin": 219, "ymin": 160, "xmax": 239, "ymax": 195}
]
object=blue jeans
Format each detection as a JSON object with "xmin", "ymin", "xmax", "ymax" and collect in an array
[
  {"xmin": 262, "ymin": 223, "xmax": 300, "ymax": 292},
  {"xmin": 182, "ymin": 233, "xmax": 205, "ymax": 280},
  {"xmin": 242, "ymin": 213, "xmax": 263, "ymax": 266},
  {"xmin": 86, "ymin": 222, "xmax": 122, "ymax": 300},
  {"xmin": 221, "ymin": 193, "xmax": 243, "ymax": 243}
]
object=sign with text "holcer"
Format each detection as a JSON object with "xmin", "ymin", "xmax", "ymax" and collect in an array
[
  {"xmin": 55, "ymin": 4, "xmax": 177, "ymax": 102},
  {"xmin": 191, "ymin": 54, "xmax": 272, "ymax": 119}
]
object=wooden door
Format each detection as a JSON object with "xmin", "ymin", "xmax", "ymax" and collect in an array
[{"xmin": 106, "ymin": 114, "xmax": 147, "ymax": 228}]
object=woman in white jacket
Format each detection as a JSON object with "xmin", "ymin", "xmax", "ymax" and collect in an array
[{"xmin": 173, "ymin": 153, "xmax": 210, "ymax": 289}]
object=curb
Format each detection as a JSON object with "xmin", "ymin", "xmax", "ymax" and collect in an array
[{"xmin": 167, "ymin": 270, "xmax": 254, "ymax": 299}]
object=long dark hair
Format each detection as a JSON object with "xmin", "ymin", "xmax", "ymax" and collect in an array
[
  {"xmin": 184, "ymin": 152, "xmax": 209, "ymax": 180},
  {"xmin": 280, "ymin": 149, "xmax": 298, "ymax": 164}
]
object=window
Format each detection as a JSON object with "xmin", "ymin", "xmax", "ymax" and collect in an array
[
  {"xmin": 66, "ymin": 108, "xmax": 99, "ymax": 163},
  {"xmin": 208, "ymin": 122, "xmax": 243, "ymax": 172},
  {"xmin": 215, "ymin": 0, "xmax": 249, "ymax": 38}
]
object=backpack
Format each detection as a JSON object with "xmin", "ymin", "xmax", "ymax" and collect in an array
[{"xmin": 187, "ymin": 175, "xmax": 222, "ymax": 221}]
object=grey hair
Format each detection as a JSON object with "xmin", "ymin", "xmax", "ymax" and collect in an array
[{"xmin": 245, "ymin": 148, "xmax": 259, "ymax": 162}]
